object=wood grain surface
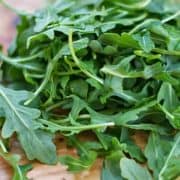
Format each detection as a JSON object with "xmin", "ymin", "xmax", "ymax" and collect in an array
[{"xmin": 0, "ymin": 1, "xmax": 146, "ymax": 180}]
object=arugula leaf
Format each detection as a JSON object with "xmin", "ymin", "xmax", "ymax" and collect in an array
[
  {"xmin": 145, "ymin": 132, "xmax": 180, "ymax": 180},
  {"xmin": 34, "ymin": 7, "xmax": 59, "ymax": 32},
  {"xmin": 120, "ymin": 128, "xmax": 145, "ymax": 162},
  {"xmin": 59, "ymin": 136, "xmax": 97, "ymax": 172},
  {"xmin": 133, "ymin": 31, "xmax": 155, "ymax": 53},
  {"xmin": 158, "ymin": 82, "xmax": 180, "ymax": 129},
  {"xmin": 101, "ymin": 151, "xmax": 123, "ymax": 180},
  {"xmin": 159, "ymin": 133, "xmax": 180, "ymax": 180},
  {"xmin": 99, "ymin": 33, "xmax": 141, "ymax": 49},
  {"xmin": 146, "ymin": 0, "xmax": 180, "ymax": 14},
  {"xmin": 120, "ymin": 157, "xmax": 152, "ymax": 180},
  {"xmin": 0, "ymin": 85, "xmax": 57, "ymax": 164},
  {"xmin": 59, "ymin": 151, "xmax": 97, "ymax": 172},
  {"xmin": 158, "ymin": 82, "xmax": 179, "ymax": 112}
]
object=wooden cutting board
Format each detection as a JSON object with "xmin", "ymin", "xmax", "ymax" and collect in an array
[{"xmin": 0, "ymin": 1, "xmax": 146, "ymax": 180}]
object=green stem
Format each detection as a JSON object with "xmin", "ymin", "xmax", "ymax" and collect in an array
[
  {"xmin": 152, "ymin": 48, "xmax": 180, "ymax": 56},
  {"xmin": 116, "ymin": 0, "xmax": 151, "ymax": 10},
  {"xmin": 46, "ymin": 100, "xmax": 69, "ymax": 112},
  {"xmin": 158, "ymin": 104, "xmax": 174, "ymax": 120},
  {"xmin": 0, "ymin": 139, "xmax": 7, "ymax": 153},
  {"xmin": 39, "ymin": 119, "xmax": 114, "ymax": 132},
  {"xmin": 0, "ymin": 52, "xmax": 43, "ymax": 72},
  {"xmin": 129, "ymin": 19, "xmax": 157, "ymax": 34},
  {"xmin": 50, "ymin": 114, "xmax": 91, "ymax": 125},
  {"xmin": 161, "ymin": 10, "xmax": 180, "ymax": 24},
  {"xmin": 12, "ymin": 52, "xmax": 42, "ymax": 63},
  {"xmin": 24, "ymin": 49, "xmax": 63, "ymax": 105},
  {"xmin": 100, "ymin": 13, "xmax": 147, "ymax": 27},
  {"xmin": 69, "ymin": 30, "xmax": 104, "ymax": 85},
  {"xmin": 24, "ymin": 61, "xmax": 55, "ymax": 105},
  {"xmin": 56, "ymin": 70, "xmax": 81, "ymax": 76},
  {"xmin": 24, "ymin": 73, "xmax": 45, "ymax": 79}
]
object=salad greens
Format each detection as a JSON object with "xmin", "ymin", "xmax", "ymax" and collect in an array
[{"xmin": 0, "ymin": 0, "xmax": 180, "ymax": 179}]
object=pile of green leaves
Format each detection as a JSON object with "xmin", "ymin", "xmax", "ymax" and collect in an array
[{"xmin": 0, "ymin": 0, "xmax": 180, "ymax": 179}]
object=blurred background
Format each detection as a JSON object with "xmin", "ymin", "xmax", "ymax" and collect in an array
[{"xmin": 0, "ymin": 0, "xmax": 46, "ymax": 51}]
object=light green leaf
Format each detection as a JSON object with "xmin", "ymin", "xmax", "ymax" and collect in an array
[
  {"xmin": 120, "ymin": 157, "xmax": 152, "ymax": 180},
  {"xmin": 133, "ymin": 31, "xmax": 155, "ymax": 52},
  {"xmin": 0, "ymin": 85, "xmax": 57, "ymax": 164},
  {"xmin": 99, "ymin": 33, "xmax": 141, "ymax": 49},
  {"xmin": 59, "ymin": 136, "xmax": 97, "ymax": 172},
  {"xmin": 144, "ymin": 133, "xmax": 172, "ymax": 179},
  {"xmin": 158, "ymin": 133, "xmax": 180, "ymax": 180},
  {"xmin": 145, "ymin": 132, "xmax": 180, "ymax": 180},
  {"xmin": 101, "ymin": 151, "xmax": 123, "ymax": 180},
  {"xmin": 158, "ymin": 82, "xmax": 179, "ymax": 112},
  {"xmin": 158, "ymin": 82, "xmax": 180, "ymax": 128}
]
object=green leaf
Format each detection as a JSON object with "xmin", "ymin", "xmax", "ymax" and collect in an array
[
  {"xmin": 69, "ymin": 79, "xmax": 89, "ymax": 98},
  {"xmin": 59, "ymin": 151, "xmax": 97, "ymax": 172},
  {"xmin": 60, "ymin": 37, "xmax": 89, "ymax": 56},
  {"xmin": 159, "ymin": 133, "xmax": 180, "ymax": 180},
  {"xmin": 120, "ymin": 128, "xmax": 145, "ymax": 162},
  {"xmin": 115, "ymin": 100, "xmax": 156, "ymax": 125},
  {"xmin": 99, "ymin": 33, "xmax": 141, "ymax": 49},
  {"xmin": 144, "ymin": 133, "xmax": 171, "ymax": 179},
  {"xmin": 158, "ymin": 82, "xmax": 180, "ymax": 128},
  {"xmin": 59, "ymin": 136, "xmax": 97, "ymax": 172},
  {"xmin": 120, "ymin": 157, "xmax": 152, "ymax": 180},
  {"xmin": 158, "ymin": 82, "xmax": 179, "ymax": 112},
  {"xmin": 101, "ymin": 59, "xmax": 163, "ymax": 80},
  {"xmin": 0, "ymin": 85, "xmax": 57, "ymax": 164},
  {"xmin": 133, "ymin": 31, "xmax": 155, "ymax": 52},
  {"xmin": 146, "ymin": 0, "xmax": 180, "ymax": 14},
  {"xmin": 145, "ymin": 132, "xmax": 180, "ymax": 180},
  {"xmin": 34, "ymin": 7, "xmax": 59, "ymax": 32},
  {"xmin": 101, "ymin": 151, "xmax": 123, "ymax": 180},
  {"xmin": 172, "ymin": 107, "xmax": 180, "ymax": 128}
]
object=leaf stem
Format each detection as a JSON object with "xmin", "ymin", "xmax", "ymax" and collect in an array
[
  {"xmin": 0, "ymin": 139, "xmax": 7, "ymax": 153},
  {"xmin": 56, "ymin": 70, "xmax": 81, "ymax": 76},
  {"xmin": 69, "ymin": 30, "xmax": 104, "ymax": 85},
  {"xmin": 116, "ymin": 0, "xmax": 151, "ymax": 9},
  {"xmin": 24, "ymin": 49, "xmax": 63, "ymax": 105},
  {"xmin": 152, "ymin": 48, "xmax": 180, "ymax": 56},
  {"xmin": 46, "ymin": 100, "xmax": 69, "ymax": 112},
  {"xmin": 129, "ymin": 19, "xmax": 157, "ymax": 34},
  {"xmin": 39, "ymin": 119, "xmax": 114, "ymax": 132},
  {"xmin": 161, "ymin": 10, "xmax": 180, "ymax": 24},
  {"xmin": 0, "ymin": 52, "xmax": 43, "ymax": 72},
  {"xmin": 12, "ymin": 52, "xmax": 43, "ymax": 63}
]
